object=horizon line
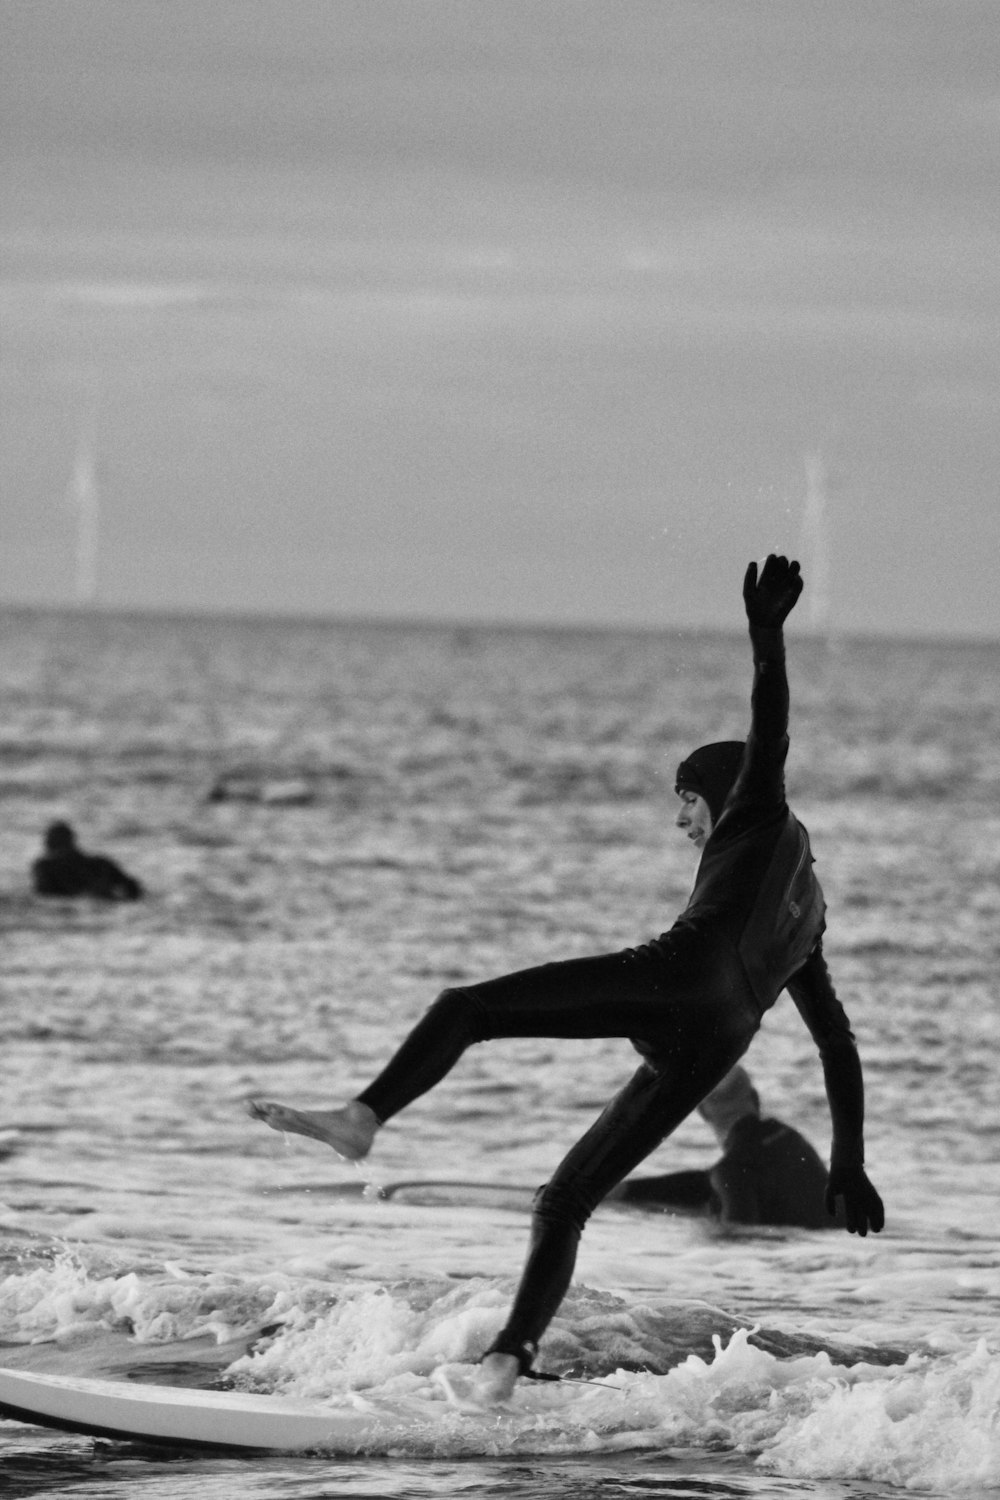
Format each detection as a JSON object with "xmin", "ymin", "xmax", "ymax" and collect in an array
[{"xmin": 0, "ymin": 598, "xmax": 997, "ymax": 651}]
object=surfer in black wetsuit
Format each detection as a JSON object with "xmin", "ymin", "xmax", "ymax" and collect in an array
[
  {"xmin": 32, "ymin": 821, "xmax": 144, "ymax": 901},
  {"xmin": 249, "ymin": 555, "xmax": 884, "ymax": 1402},
  {"xmin": 610, "ymin": 1063, "xmax": 845, "ymax": 1229}
]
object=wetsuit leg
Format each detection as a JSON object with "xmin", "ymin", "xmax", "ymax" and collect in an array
[
  {"xmin": 358, "ymin": 941, "xmax": 699, "ymax": 1124},
  {"xmin": 486, "ymin": 998, "xmax": 756, "ymax": 1362}
]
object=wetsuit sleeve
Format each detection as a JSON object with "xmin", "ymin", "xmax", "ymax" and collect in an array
[
  {"xmin": 784, "ymin": 942, "xmax": 866, "ymax": 1167},
  {"xmin": 746, "ymin": 623, "xmax": 789, "ymax": 789},
  {"xmin": 718, "ymin": 624, "xmax": 790, "ymax": 835}
]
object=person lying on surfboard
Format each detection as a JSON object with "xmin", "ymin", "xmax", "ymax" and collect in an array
[
  {"xmin": 609, "ymin": 1062, "xmax": 847, "ymax": 1228},
  {"xmin": 250, "ymin": 555, "xmax": 884, "ymax": 1404}
]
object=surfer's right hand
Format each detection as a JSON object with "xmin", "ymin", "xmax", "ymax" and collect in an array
[{"xmin": 743, "ymin": 554, "xmax": 803, "ymax": 629}]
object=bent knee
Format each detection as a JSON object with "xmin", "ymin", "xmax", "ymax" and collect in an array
[
  {"xmin": 531, "ymin": 1179, "xmax": 592, "ymax": 1236},
  {"xmin": 429, "ymin": 986, "xmax": 488, "ymax": 1043}
]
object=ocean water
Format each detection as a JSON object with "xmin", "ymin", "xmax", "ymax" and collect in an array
[{"xmin": 0, "ymin": 607, "xmax": 997, "ymax": 1499}]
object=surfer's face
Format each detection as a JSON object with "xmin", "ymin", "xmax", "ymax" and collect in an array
[{"xmin": 675, "ymin": 790, "xmax": 712, "ymax": 850}]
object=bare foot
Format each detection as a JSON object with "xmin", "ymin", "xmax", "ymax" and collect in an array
[
  {"xmin": 246, "ymin": 1098, "xmax": 378, "ymax": 1160},
  {"xmin": 474, "ymin": 1352, "xmax": 520, "ymax": 1404},
  {"xmin": 434, "ymin": 1352, "xmax": 521, "ymax": 1409}
]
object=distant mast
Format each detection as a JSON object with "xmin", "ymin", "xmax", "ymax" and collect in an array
[
  {"xmin": 799, "ymin": 451, "xmax": 832, "ymax": 638},
  {"xmin": 67, "ymin": 410, "xmax": 100, "ymax": 607}
]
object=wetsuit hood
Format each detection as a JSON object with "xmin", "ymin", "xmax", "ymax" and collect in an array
[{"xmin": 674, "ymin": 741, "xmax": 745, "ymax": 823}]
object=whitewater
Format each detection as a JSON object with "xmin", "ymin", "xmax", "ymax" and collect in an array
[{"xmin": 0, "ymin": 608, "xmax": 997, "ymax": 1498}]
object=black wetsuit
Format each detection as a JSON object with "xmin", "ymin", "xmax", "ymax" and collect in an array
[
  {"xmin": 619, "ymin": 1113, "xmax": 846, "ymax": 1229},
  {"xmin": 32, "ymin": 850, "xmax": 143, "ymax": 901},
  {"xmin": 357, "ymin": 622, "xmax": 863, "ymax": 1362}
]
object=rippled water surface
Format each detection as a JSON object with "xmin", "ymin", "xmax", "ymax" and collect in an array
[{"xmin": 1, "ymin": 609, "xmax": 998, "ymax": 1498}]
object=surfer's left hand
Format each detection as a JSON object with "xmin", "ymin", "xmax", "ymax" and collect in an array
[{"xmin": 826, "ymin": 1162, "xmax": 885, "ymax": 1236}]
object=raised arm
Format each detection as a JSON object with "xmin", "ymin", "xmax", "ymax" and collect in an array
[
  {"xmin": 722, "ymin": 556, "xmax": 803, "ymax": 826},
  {"xmin": 743, "ymin": 553, "xmax": 802, "ymax": 743},
  {"xmin": 785, "ymin": 944, "xmax": 885, "ymax": 1236}
]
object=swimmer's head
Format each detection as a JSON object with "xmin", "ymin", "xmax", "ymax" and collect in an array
[
  {"xmin": 698, "ymin": 1065, "xmax": 760, "ymax": 1144},
  {"xmin": 675, "ymin": 741, "xmax": 745, "ymax": 824},
  {"xmin": 44, "ymin": 820, "xmax": 77, "ymax": 853}
]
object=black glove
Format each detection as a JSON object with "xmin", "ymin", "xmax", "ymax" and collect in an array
[
  {"xmin": 743, "ymin": 554, "xmax": 803, "ymax": 629},
  {"xmin": 826, "ymin": 1161, "xmax": 885, "ymax": 1237}
]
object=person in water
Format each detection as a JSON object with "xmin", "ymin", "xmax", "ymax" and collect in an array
[
  {"xmin": 32, "ymin": 821, "xmax": 144, "ymax": 901},
  {"xmin": 250, "ymin": 555, "xmax": 884, "ymax": 1402},
  {"xmin": 610, "ymin": 1062, "xmax": 845, "ymax": 1228}
]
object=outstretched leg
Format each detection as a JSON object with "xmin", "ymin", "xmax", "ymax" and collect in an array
[
  {"xmin": 247, "ymin": 983, "xmax": 491, "ymax": 1156},
  {"xmin": 248, "ymin": 944, "xmax": 704, "ymax": 1158}
]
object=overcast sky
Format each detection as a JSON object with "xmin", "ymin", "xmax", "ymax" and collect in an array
[{"xmin": 2, "ymin": 0, "xmax": 999, "ymax": 638}]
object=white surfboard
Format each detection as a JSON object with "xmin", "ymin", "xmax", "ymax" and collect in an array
[
  {"xmin": 0, "ymin": 1362, "xmax": 608, "ymax": 1454},
  {"xmin": 0, "ymin": 1364, "xmax": 448, "ymax": 1452},
  {"xmin": 382, "ymin": 1179, "xmax": 535, "ymax": 1211}
]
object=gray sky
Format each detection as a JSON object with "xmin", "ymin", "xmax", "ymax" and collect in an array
[{"xmin": 2, "ymin": 0, "xmax": 999, "ymax": 638}]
